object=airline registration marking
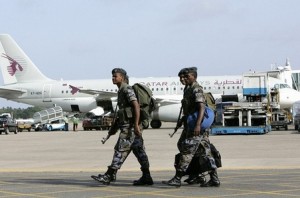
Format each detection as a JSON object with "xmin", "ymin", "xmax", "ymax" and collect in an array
[{"xmin": 30, "ymin": 92, "xmax": 42, "ymax": 95}]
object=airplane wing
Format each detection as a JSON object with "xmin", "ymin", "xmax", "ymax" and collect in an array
[
  {"xmin": 68, "ymin": 85, "xmax": 117, "ymax": 99},
  {"xmin": 0, "ymin": 87, "xmax": 26, "ymax": 99},
  {"xmin": 79, "ymin": 89, "xmax": 117, "ymax": 100},
  {"xmin": 78, "ymin": 86, "xmax": 181, "ymax": 106}
]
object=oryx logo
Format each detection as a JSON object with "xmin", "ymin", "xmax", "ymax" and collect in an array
[
  {"xmin": 69, "ymin": 85, "xmax": 80, "ymax": 95},
  {"xmin": 1, "ymin": 53, "xmax": 23, "ymax": 76}
]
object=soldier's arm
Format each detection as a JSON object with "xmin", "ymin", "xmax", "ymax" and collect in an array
[
  {"xmin": 194, "ymin": 102, "xmax": 205, "ymax": 136},
  {"xmin": 132, "ymin": 100, "xmax": 141, "ymax": 137}
]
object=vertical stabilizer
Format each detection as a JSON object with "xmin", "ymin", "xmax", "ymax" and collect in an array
[
  {"xmin": 284, "ymin": 57, "xmax": 292, "ymax": 70},
  {"xmin": 0, "ymin": 34, "xmax": 51, "ymax": 84}
]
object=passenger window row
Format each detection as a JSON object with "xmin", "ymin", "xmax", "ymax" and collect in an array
[{"xmin": 61, "ymin": 86, "xmax": 242, "ymax": 94}]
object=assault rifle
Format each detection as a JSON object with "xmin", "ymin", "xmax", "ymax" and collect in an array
[
  {"xmin": 101, "ymin": 134, "xmax": 111, "ymax": 144},
  {"xmin": 101, "ymin": 104, "xmax": 118, "ymax": 144},
  {"xmin": 169, "ymin": 106, "xmax": 183, "ymax": 138}
]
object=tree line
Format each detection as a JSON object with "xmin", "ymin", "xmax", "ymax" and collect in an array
[{"xmin": 0, "ymin": 106, "xmax": 43, "ymax": 119}]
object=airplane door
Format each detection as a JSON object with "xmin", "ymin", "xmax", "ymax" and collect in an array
[{"xmin": 43, "ymin": 84, "xmax": 52, "ymax": 102}]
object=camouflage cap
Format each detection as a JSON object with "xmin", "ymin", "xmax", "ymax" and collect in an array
[
  {"xmin": 178, "ymin": 68, "xmax": 189, "ymax": 76},
  {"xmin": 186, "ymin": 67, "xmax": 197, "ymax": 75},
  {"xmin": 112, "ymin": 68, "xmax": 127, "ymax": 75}
]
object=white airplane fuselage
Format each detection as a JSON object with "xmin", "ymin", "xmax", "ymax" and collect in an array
[
  {"xmin": 1, "ymin": 34, "xmax": 300, "ymax": 128},
  {"xmin": 2, "ymin": 75, "xmax": 243, "ymax": 112},
  {"xmin": 4, "ymin": 74, "xmax": 299, "ymax": 112}
]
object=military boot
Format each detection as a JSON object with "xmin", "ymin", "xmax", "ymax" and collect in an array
[
  {"xmin": 91, "ymin": 167, "xmax": 116, "ymax": 185},
  {"xmin": 133, "ymin": 168, "xmax": 153, "ymax": 186},
  {"xmin": 200, "ymin": 169, "xmax": 220, "ymax": 187},
  {"xmin": 97, "ymin": 167, "xmax": 117, "ymax": 182},
  {"xmin": 91, "ymin": 174, "xmax": 111, "ymax": 185},
  {"xmin": 97, "ymin": 172, "xmax": 116, "ymax": 182},
  {"xmin": 162, "ymin": 170, "xmax": 183, "ymax": 187},
  {"xmin": 184, "ymin": 174, "xmax": 206, "ymax": 185}
]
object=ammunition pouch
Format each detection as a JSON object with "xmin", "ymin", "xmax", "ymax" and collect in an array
[{"xmin": 117, "ymin": 107, "xmax": 133, "ymax": 123}]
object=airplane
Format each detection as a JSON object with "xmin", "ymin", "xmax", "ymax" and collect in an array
[{"xmin": 1, "ymin": 34, "xmax": 300, "ymax": 129}]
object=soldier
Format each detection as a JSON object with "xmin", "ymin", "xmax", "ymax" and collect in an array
[
  {"xmin": 91, "ymin": 68, "xmax": 153, "ymax": 186},
  {"xmin": 163, "ymin": 67, "xmax": 220, "ymax": 187},
  {"xmin": 175, "ymin": 68, "xmax": 206, "ymax": 185},
  {"xmin": 175, "ymin": 68, "xmax": 188, "ymax": 152}
]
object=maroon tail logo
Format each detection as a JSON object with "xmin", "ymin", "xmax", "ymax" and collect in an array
[
  {"xmin": 69, "ymin": 85, "xmax": 80, "ymax": 95},
  {"xmin": 1, "ymin": 53, "xmax": 23, "ymax": 76}
]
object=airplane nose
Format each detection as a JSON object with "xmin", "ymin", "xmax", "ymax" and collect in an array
[{"xmin": 279, "ymin": 88, "xmax": 300, "ymax": 109}]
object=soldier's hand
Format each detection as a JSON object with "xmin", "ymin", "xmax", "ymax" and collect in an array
[
  {"xmin": 134, "ymin": 125, "xmax": 142, "ymax": 137},
  {"xmin": 194, "ymin": 125, "xmax": 201, "ymax": 136},
  {"xmin": 108, "ymin": 122, "xmax": 118, "ymax": 135}
]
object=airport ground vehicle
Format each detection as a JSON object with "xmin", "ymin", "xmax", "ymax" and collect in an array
[
  {"xmin": 0, "ymin": 115, "xmax": 18, "ymax": 134},
  {"xmin": 17, "ymin": 122, "xmax": 32, "ymax": 132},
  {"xmin": 270, "ymin": 110, "xmax": 289, "ymax": 130},
  {"xmin": 211, "ymin": 73, "xmax": 273, "ymax": 135},
  {"xmin": 293, "ymin": 101, "xmax": 300, "ymax": 130},
  {"xmin": 45, "ymin": 119, "xmax": 67, "ymax": 131},
  {"xmin": 82, "ymin": 115, "xmax": 113, "ymax": 131},
  {"xmin": 33, "ymin": 107, "xmax": 64, "ymax": 131}
]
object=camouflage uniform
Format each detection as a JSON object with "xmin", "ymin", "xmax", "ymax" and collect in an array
[
  {"xmin": 177, "ymin": 84, "xmax": 216, "ymax": 172},
  {"xmin": 164, "ymin": 78, "xmax": 220, "ymax": 187},
  {"xmin": 110, "ymin": 82, "xmax": 150, "ymax": 170},
  {"xmin": 92, "ymin": 80, "xmax": 152, "ymax": 186},
  {"xmin": 176, "ymin": 81, "xmax": 208, "ymax": 171}
]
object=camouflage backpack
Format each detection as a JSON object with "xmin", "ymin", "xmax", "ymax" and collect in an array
[
  {"xmin": 132, "ymin": 83, "xmax": 157, "ymax": 126},
  {"xmin": 204, "ymin": 92, "xmax": 216, "ymax": 111}
]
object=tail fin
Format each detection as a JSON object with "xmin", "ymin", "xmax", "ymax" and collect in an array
[{"xmin": 0, "ymin": 34, "xmax": 50, "ymax": 85}]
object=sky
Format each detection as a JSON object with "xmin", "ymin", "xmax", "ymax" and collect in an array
[{"xmin": 1, "ymin": 0, "xmax": 300, "ymax": 108}]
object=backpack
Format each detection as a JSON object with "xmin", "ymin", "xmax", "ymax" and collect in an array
[
  {"xmin": 132, "ymin": 83, "xmax": 157, "ymax": 123},
  {"xmin": 210, "ymin": 143, "xmax": 222, "ymax": 168},
  {"xmin": 204, "ymin": 92, "xmax": 216, "ymax": 112},
  {"xmin": 183, "ymin": 143, "xmax": 222, "ymax": 175}
]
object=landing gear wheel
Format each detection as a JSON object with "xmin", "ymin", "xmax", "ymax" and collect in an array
[{"xmin": 150, "ymin": 120, "xmax": 162, "ymax": 129}]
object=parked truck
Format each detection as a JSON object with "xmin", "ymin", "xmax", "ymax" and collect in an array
[
  {"xmin": 0, "ymin": 115, "xmax": 18, "ymax": 135},
  {"xmin": 82, "ymin": 115, "xmax": 114, "ymax": 131}
]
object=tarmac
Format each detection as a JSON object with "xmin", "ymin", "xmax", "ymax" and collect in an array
[{"xmin": 1, "ymin": 122, "xmax": 300, "ymax": 198}]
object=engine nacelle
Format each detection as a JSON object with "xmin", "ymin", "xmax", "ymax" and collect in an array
[{"xmin": 152, "ymin": 103, "xmax": 181, "ymax": 122}]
